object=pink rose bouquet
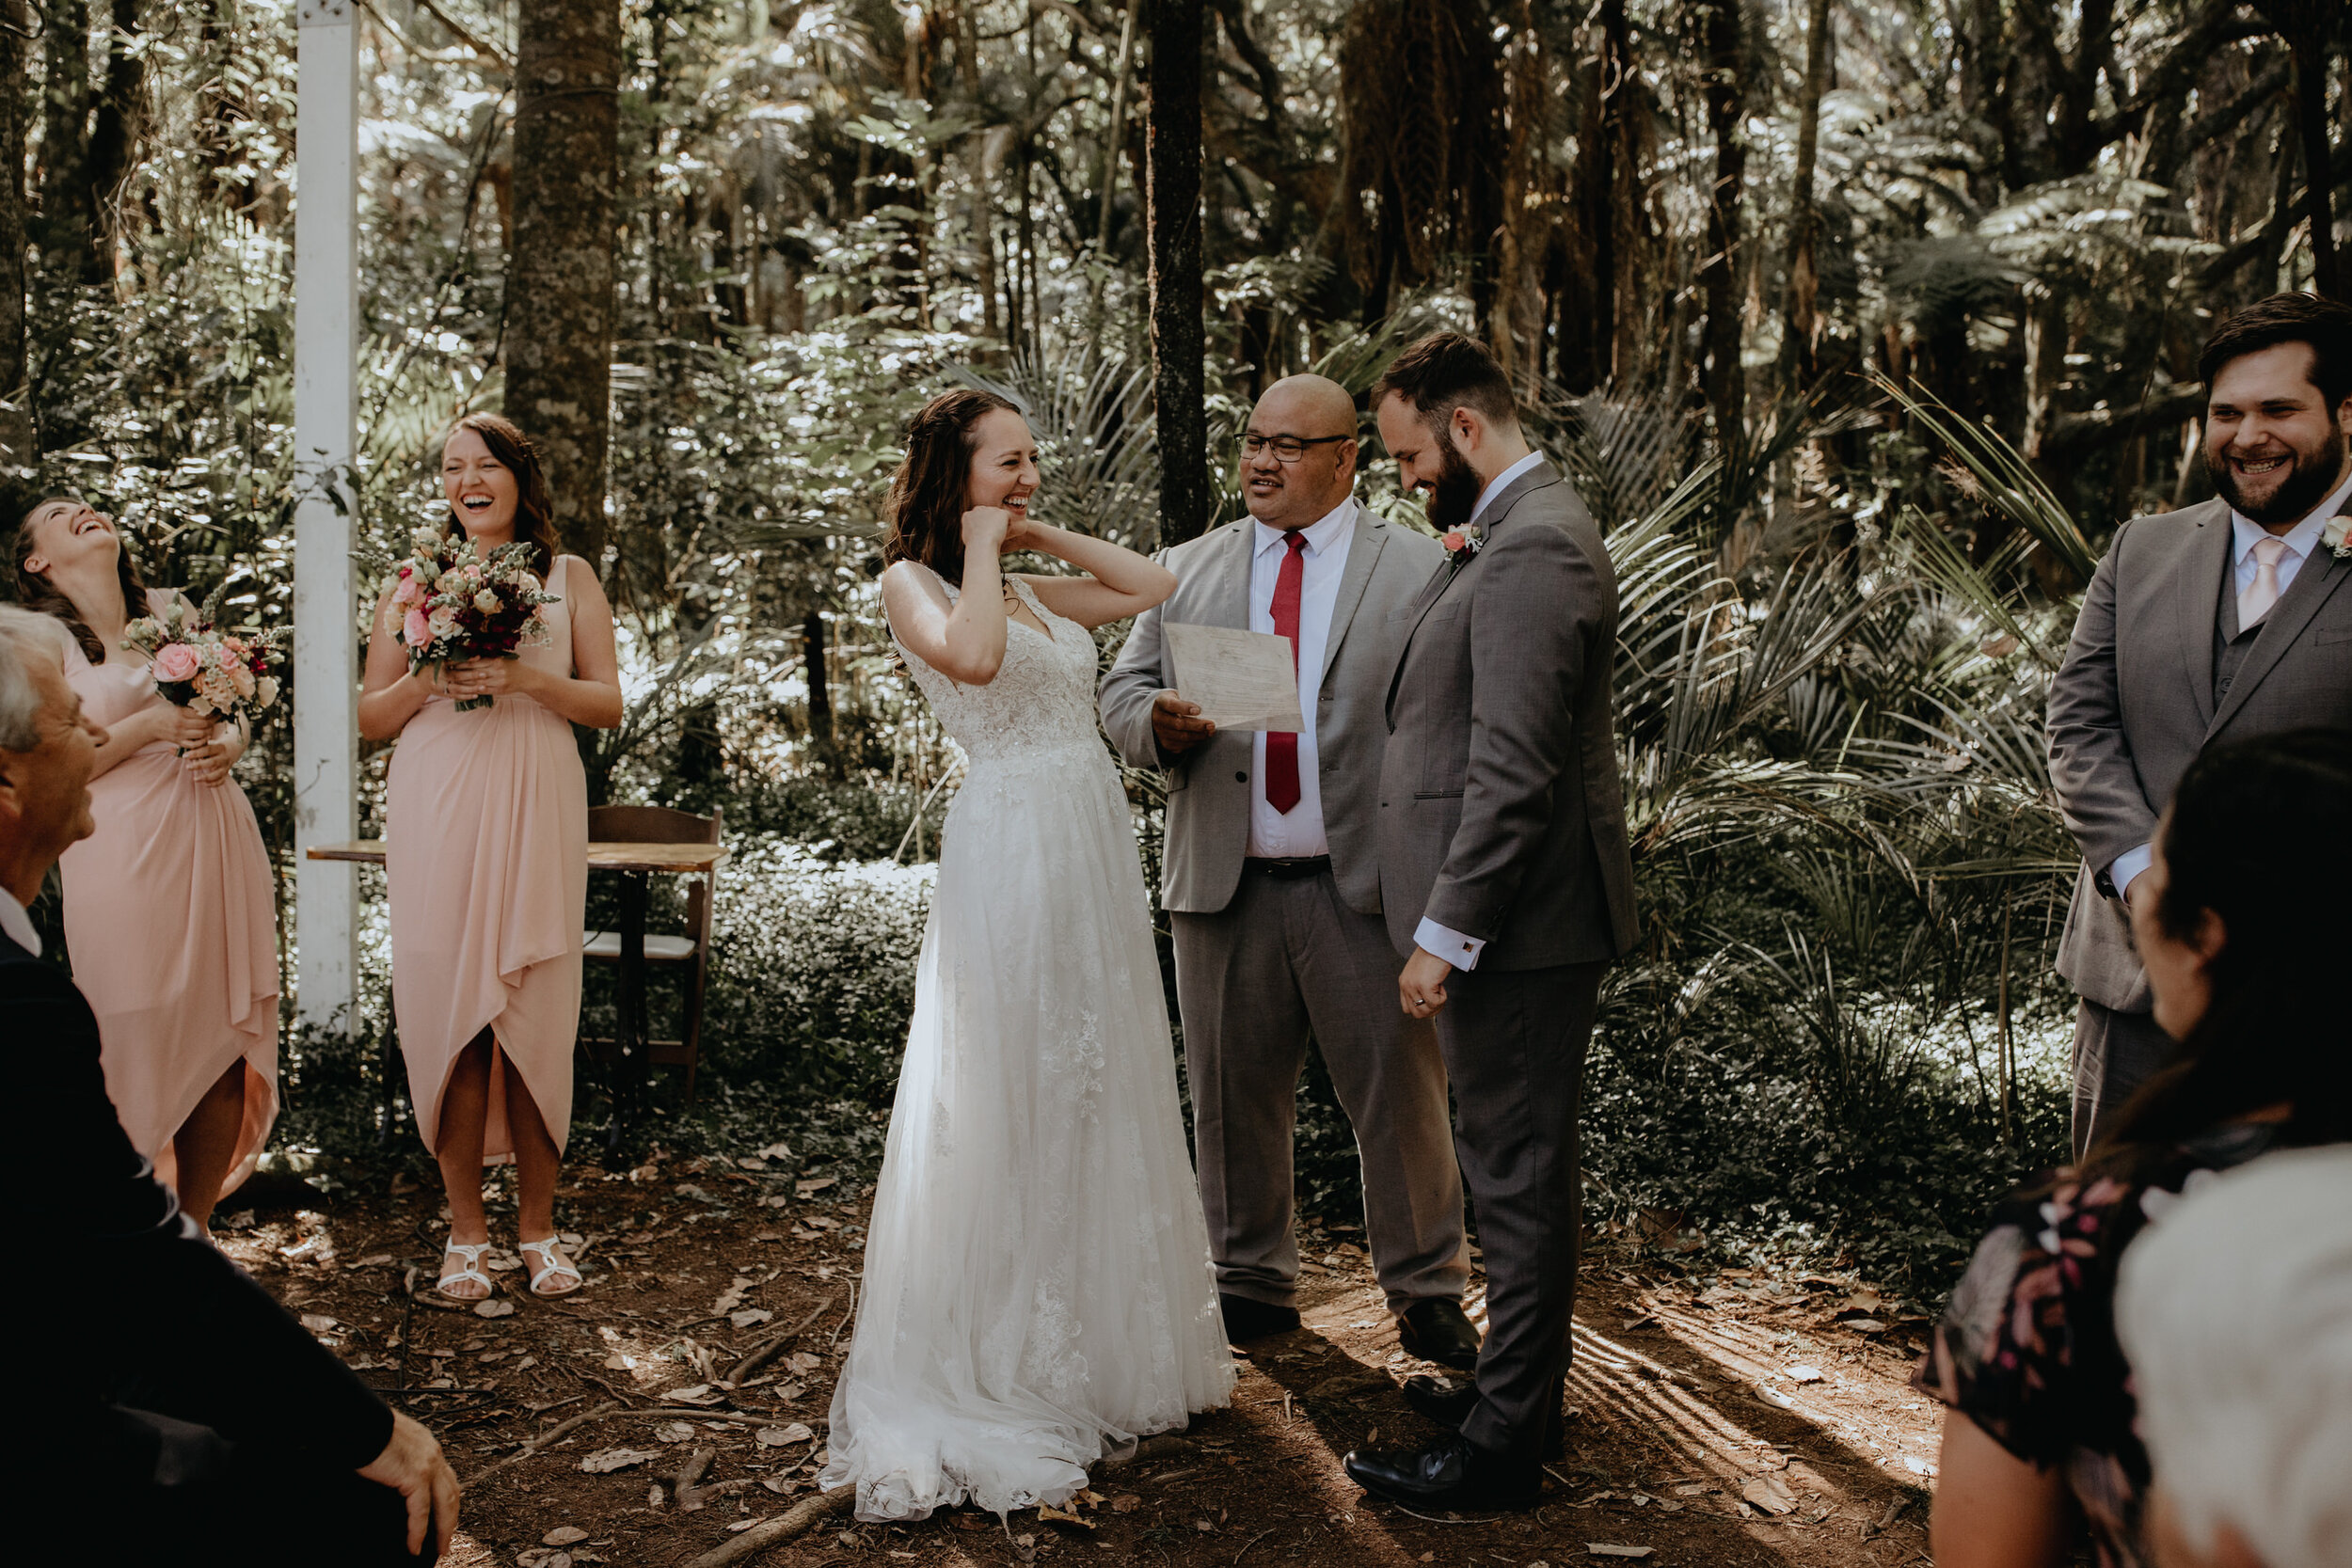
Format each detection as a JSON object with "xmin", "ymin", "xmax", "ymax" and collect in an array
[
  {"xmin": 120, "ymin": 593, "xmax": 286, "ymax": 726},
  {"xmin": 387, "ymin": 527, "xmax": 561, "ymax": 711}
]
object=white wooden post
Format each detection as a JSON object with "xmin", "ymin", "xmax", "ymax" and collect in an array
[{"xmin": 293, "ymin": 0, "xmax": 358, "ymax": 1032}]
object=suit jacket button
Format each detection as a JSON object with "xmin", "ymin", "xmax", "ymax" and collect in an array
[{"xmin": 1235, "ymin": 771, "xmax": 1248, "ymax": 783}]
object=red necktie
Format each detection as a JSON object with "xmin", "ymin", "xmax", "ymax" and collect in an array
[{"xmin": 1265, "ymin": 532, "xmax": 1307, "ymax": 815}]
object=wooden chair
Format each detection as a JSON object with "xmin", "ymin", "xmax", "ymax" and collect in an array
[{"xmin": 582, "ymin": 804, "xmax": 723, "ymax": 1101}]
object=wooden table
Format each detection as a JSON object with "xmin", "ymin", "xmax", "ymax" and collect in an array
[{"xmin": 306, "ymin": 839, "xmax": 731, "ymax": 1147}]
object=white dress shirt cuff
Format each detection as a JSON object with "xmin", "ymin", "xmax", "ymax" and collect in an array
[
  {"xmin": 1414, "ymin": 917, "xmax": 1486, "ymax": 972},
  {"xmin": 2107, "ymin": 844, "xmax": 2154, "ymax": 903}
]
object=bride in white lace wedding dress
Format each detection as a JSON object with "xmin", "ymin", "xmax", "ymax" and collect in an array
[{"xmin": 819, "ymin": 390, "xmax": 1234, "ymax": 1522}]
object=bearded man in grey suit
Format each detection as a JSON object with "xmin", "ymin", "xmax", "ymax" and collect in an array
[
  {"xmin": 1343, "ymin": 334, "xmax": 1638, "ymax": 1511},
  {"xmin": 1101, "ymin": 373, "xmax": 1481, "ymax": 1370},
  {"xmin": 2050, "ymin": 292, "xmax": 2352, "ymax": 1159}
]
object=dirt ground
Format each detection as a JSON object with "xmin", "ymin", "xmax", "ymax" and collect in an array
[{"xmin": 224, "ymin": 1148, "xmax": 1947, "ymax": 1568}]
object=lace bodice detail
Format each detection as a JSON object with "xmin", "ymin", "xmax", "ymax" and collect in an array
[{"xmin": 894, "ymin": 573, "xmax": 1104, "ymax": 765}]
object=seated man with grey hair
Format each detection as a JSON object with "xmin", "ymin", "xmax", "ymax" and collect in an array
[
  {"xmin": 0, "ymin": 605, "xmax": 460, "ymax": 1567},
  {"xmin": 2115, "ymin": 1145, "xmax": 2352, "ymax": 1568}
]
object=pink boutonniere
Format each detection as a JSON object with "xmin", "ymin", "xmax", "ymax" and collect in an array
[
  {"xmin": 1441, "ymin": 526, "xmax": 1485, "ymax": 572},
  {"xmin": 2324, "ymin": 515, "xmax": 2352, "ymax": 560}
]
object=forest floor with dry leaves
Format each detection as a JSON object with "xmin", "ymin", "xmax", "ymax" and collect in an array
[{"xmin": 222, "ymin": 1147, "xmax": 1951, "ymax": 1568}]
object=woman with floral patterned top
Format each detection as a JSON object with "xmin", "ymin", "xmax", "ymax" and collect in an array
[{"xmin": 1919, "ymin": 730, "xmax": 2352, "ymax": 1568}]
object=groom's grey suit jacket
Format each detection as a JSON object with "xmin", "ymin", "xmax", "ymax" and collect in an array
[
  {"xmin": 2049, "ymin": 496, "xmax": 2352, "ymax": 1011},
  {"xmin": 1101, "ymin": 500, "xmax": 1442, "ymax": 916},
  {"xmin": 1377, "ymin": 460, "xmax": 1638, "ymax": 971}
]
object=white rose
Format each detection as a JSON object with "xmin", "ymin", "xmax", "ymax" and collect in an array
[
  {"xmin": 255, "ymin": 675, "xmax": 280, "ymax": 708},
  {"xmin": 474, "ymin": 590, "xmax": 501, "ymax": 613}
]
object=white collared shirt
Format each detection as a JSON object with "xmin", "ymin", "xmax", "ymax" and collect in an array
[
  {"xmin": 1467, "ymin": 450, "xmax": 1547, "ymax": 532},
  {"xmin": 2108, "ymin": 467, "xmax": 2352, "ymax": 900},
  {"xmin": 0, "ymin": 886, "xmax": 40, "ymax": 957},
  {"xmin": 1246, "ymin": 499, "xmax": 1357, "ymax": 858},
  {"xmin": 2227, "ymin": 469, "xmax": 2351, "ymax": 599},
  {"xmin": 1413, "ymin": 449, "xmax": 1549, "ymax": 971}
]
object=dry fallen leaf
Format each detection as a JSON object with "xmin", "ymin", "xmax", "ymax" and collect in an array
[
  {"xmin": 1844, "ymin": 1317, "xmax": 1887, "ymax": 1334},
  {"xmin": 1110, "ymin": 1496, "xmax": 1142, "ymax": 1513},
  {"xmin": 796, "ymin": 1176, "xmax": 838, "ymax": 1196},
  {"xmin": 473, "ymin": 1298, "xmax": 515, "ymax": 1319},
  {"xmin": 756, "ymin": 1423, "xmax": 816, "ymax": 1448},
  {"xmin": 725, "ymin": 1519, "xmax": 761, "ymax": 1533},
  {"xmin": 1788, "ymin": 1365, "xmax": 1825, "ymax": 1384},
  {"xmin": 299, "ymin": 1313, "xmax": 338, "ymax": 1333},
  {"xmin": 654, "ymin": 1421, "xmax": 696, "ymax": 1444},
  {"xmin": 579, "ymin": 1448, "xmax": 662, "ymax": 1474},
  {"xmin": 664, "ymin": 1385, "xmax": 726, "ymax": 1406},
  {"xmin": 1038, "ymin": 1504, "xmax": 1093, "ymax": 1528},
  {"xmin": 1740, "ymin": 1474, "xmax": 1798, "ymax": 1514},
  {"xmin": 731, "ymin": 1307, "xmax": 774, "ymax": 1329},
  {"xmin": 1585, "ymin": 1548, "xmax": 1654, "ymax": 1560},
  {"xmin": 541, "ymin": 1526, "xmax": 590, "ymax": 1546}
]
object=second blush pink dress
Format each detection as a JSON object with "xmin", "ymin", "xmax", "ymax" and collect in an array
[
  {"xmin": 386, "ymin": 553, "xmax": 588, "ymax": 1160},
  {"xmin": 60, "ymin": 593, "xmax": 280, "ymax": 1198}
]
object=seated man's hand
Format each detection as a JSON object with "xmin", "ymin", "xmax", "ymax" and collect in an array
[
  {"xmin": 1151, "ymin": 689, "xmax": 1216, "ymax": 754},
  {"xmin": 359, "ymin": 1409, "xmax": 460, "ymax": 1561}
]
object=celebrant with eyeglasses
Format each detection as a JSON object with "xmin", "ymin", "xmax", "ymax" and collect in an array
[
  {"xmin": 1102, "ymin": 374, "xmax": 1479, "ymax": 1370},
  {"xmin": 358, "ymin": 413, "xmax": 624, "ymax": 1304}
]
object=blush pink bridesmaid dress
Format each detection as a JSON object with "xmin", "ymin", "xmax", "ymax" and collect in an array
[
  {"xmin": 386, "ymin": 554, "xmax": 588, "ymax": 1160},
  {"xmin": 59, "ymin": 591, "xmax": 280, "ymax": 1198}
]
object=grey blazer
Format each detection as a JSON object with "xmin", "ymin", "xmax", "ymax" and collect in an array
[
  {"xmin": 2049, "ymin": 497, "xmax": 2352, "ymax": 1010},
  {"xmin": 1375, "ymin": 460, "xmax": 1639, "ymax": 971},
  {"xmin": 1101, "ymin": 501, "xmax": 1443, "ymax": 916}
]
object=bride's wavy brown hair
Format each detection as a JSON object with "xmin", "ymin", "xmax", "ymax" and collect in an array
[{"xmin": 881, "ymin": 388, "xmax": 1020, "ymax": 587}]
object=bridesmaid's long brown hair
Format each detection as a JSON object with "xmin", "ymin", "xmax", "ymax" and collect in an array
[
  {"xmin": 881, "ymin": 388, "xmax": 1020, "ymax": 588},
  {"xmin": 443, "ymin": 412, "xmax": 564, "ymax": 568},
  {"xmin": 10, "ymin": 499, "xmax": 152, "ymax": 664}
]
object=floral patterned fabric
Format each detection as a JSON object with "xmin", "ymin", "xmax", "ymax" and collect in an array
[{"xmin": 1915, "ymin": 1121, "xmax": 2283, "ymax": 1568}]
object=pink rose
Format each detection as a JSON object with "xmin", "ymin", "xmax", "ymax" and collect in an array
[
  {"xmin": 403, "ymin": 606, "xmax": 432, "ymax": 647},
  {"xmin": 1440, "ymin": 531, "xmax": 1466, "ymax": 553},
  {"xmin": 153, "ymin": 642, "xmax": 200, "ymax": 683},
  {"xmin": 392, "ymin": 576, "xmax": 423, "ymax": 607}
]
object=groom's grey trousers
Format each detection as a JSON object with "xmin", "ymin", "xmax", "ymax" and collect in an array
[{"xmin": 1172, "ymin": 866, "xmax": 1470, "ymax": 1312}]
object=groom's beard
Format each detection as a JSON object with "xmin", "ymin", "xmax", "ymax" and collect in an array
[
  {"xmin": 1424, "ymin": 442, "xmax": 1483, "ymax": 534},
  {"xmin": 2205, "ymin": 431, "xmax": 2349, "ymax": 525}
]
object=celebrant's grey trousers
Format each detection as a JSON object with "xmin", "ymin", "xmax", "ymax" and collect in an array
[
  {"xmin": 2071, "ymin": 998, "xmax": 2175, "ymax": 1162},
  {"xmin": 1173, "ymin": 867, "xmax": 1470, "ymax": 1313}
]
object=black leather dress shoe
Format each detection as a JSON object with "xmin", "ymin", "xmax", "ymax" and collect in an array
[
  {"xmin": 1400, "ymin": 1373, "xmax": 1568, "ymax": 1460},
  {"xmin": 1219, "ymin": 1292, "xmax": 1301, "ymax": 1343},
  {"xmin": 1396, "ymin": 1297, "xmax": 1483, "ymax": 1370},
  {"xmin": 1343, "ymin": 1431, "xmax": 1542, "ymax": 1511}
]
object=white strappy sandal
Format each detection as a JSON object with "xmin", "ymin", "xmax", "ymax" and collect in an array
[
  {"xmin": 519, "ymin": 1237, "xmax": 583, "ymax": 1297},
  {"xmin": 437, "ymin": 1241, "xmax": 494, "ymax": 1302}
]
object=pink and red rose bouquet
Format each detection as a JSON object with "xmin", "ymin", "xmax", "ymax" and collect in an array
[
  {"xmin": 389, "ymin": 527, "xmax": 561, "ymax": 711},
  {"xmin": 120, "ymin": 595, "xmax": 286, "ymax": 725}
]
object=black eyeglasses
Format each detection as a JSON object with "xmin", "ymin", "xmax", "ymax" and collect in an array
[{"xmin": 1239, "ymin": 433, "xmax": 1353, "ymax": 463}]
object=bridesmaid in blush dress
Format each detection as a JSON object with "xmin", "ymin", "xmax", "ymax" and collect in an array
[
  {"xmin": 11, "ymin": 500, "xmax": 278, "ymax": 1232},
  {"xmin": 358, "ymin": 413, "xmax": 624, "ymax": 1301}
]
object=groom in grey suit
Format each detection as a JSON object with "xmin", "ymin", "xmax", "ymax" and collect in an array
[
  {"xmin": 1101, "ymin": 374, "xmax": 1479, "ymax": 1368},
  {"xmin": 2050, "ymin": 292, "xmax": 2352, "ymax": 1157},
  {"xmin": 1343, "ymin": 334, "xmax": 1638, "ymax": 1511}
]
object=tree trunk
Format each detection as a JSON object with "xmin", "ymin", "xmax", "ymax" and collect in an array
[
  {"xmin": 1699, "ymin": 0, "xmax": 1746, "ymax": 442},
  {"xmin": 38, "ymin": 0, "xmax": 96, "ymax": 279},
  {"xmin": 1146, "ymin": 0, "xmax": 1208, "ymax": 547},
  {"xmin": 505, "ymin": 0, "xmax": 623, "ymax": 568},
  {"xmin": 2276, "ymin": 5, "xmax": 2340, "ymax": 297},
  {"xmin": 83, "ymin": 0, "xmax": 145, "ymax": 271},
  {"xmin": 0, "ymin": 0, "xmax": 28, "ymax": 463},
  {"xmin": 1780, "ymin": 0, "xmax": 1832, "ymax": 392}
]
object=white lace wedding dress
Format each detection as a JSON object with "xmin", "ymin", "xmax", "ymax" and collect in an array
[{"xmin": 819, "ymin": 572, "xmax": 1234, "ymax": 1522}]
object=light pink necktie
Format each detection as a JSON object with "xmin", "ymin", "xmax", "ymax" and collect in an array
[{"xmin": 2239, "ymin": 534, "xmax": 2289, "ymax": 627}]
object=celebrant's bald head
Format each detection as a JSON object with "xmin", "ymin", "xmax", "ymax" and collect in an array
[{"xmin": 1241, "ymin": 376, "xmax": 1361, "ymax": 531}]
